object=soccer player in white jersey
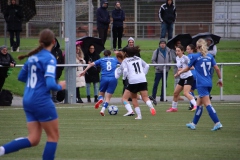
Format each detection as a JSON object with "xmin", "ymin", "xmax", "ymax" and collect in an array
[
  {"xmin": 177, "ymin": 39, "xmax": 223, "ymax": 131},
  {"xmin": 166, "ymin": 45, "xmax": 197, "ymax": 112},
  {"xmin": 120, "ymin": 46, "xmax": 156, "ymax": 119},
  {"xmin": 0, "ymin": 29, "xmax": 66, "ymax": 159}
]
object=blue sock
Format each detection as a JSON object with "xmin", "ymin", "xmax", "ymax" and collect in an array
[
  {"xmin": 192, "ymin": 106, "xmax": 203, "ymax": 125},
  {"xmin": 103, "ymin": 102, "xmax": 109, "ymax": 108},
  {"xmin": 206, "ymin": 105, "xmax": 220, "ymax": 123},
  {"xmin": 3, "ymin": 137, "xmax": 31, "ymax": 154},
  {"xmin": 98, "ymin": 95, "xmax": 103, "ymax": 101},
  {"xmin": 42, "ymin": 142, "xmax": 57, "ymax": 160}
]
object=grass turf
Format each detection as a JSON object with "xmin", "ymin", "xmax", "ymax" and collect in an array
[{"xmin": 0, "ymin": 102, "xmax": 240, "ymax": 160}]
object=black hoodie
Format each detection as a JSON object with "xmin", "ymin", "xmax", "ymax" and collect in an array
[
  {"xmin": 158, "ymin": 0, "xmax": 176, "ymax": 24},
  {"xmin": 96, "ymin": 0, "xmax": 110, "ymax": 29}
]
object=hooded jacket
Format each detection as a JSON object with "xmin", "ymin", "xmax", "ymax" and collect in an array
[
  {"xmin": 4, "ymin": 2, "xmax": 23, "ymax": 31},
  {"xmin": 96, "ymin": 0, "xmax": 110, "ymax": 29},
  {"xmin": 51, "ymin": 38, "xmax": 64, "ymax": 79},
  {"xmin": 158, "ymin": 0, "xmax": 176, "ymax": 24}
]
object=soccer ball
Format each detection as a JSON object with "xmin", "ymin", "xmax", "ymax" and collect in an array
[{"xmin": 108, "ymin": 105, "xmax": 118, "ymax": 115}]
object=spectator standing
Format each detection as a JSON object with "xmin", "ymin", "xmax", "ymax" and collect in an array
[
  {"xmin": 84, "ymin": 45, "xmax": 101, "ymax": 103},
  {"xmin": 0, "ymin": 45, "xmax": 16, "ymax": 92},
  {"xmin": 50, "ymin": 38, "xmax": 64, "ymax": 103},
  {"xmin": 96, "ymin": 0, "xmax": 110, "ymax": 46},
  {"xmin": 159, "ymin": 0, "xmax": 176, "ymax": 40},
  {"xmin": 112, "ymin": 1, "xmax": 125, "ymax": 51},
  {"xmin": 151, "ymin": 39, "xmax": 172, "ymax": 102},
  {"xmin": 76, "ymin": 41, "xmax": 86, "ymax": 103},
  {"xmin": 4, "ymin": 0, "xmax": 23, "ymax": 52}
]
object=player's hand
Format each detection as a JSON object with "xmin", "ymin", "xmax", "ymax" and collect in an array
[
  {"xmin": 58, "ymin": 81, "xmax": 66, "ymax": 90},
  {"xmin": 217, "ymin": 79, "xmax": 223, "ymax": 87},
  {"xmin": 79, "ymin": 71, "xmax": 85, "ymax": 77},
  {"xmin": 174, "ymin": 73, "xmax": 178, "ymax": 78}
]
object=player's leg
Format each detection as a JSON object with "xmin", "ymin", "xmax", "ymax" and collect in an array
[
  {"xmin": 131, "ymin": 92, "xmax": 142, "ymax": 119},
  {"xmin": 140, "ymin": 90, "xmax": 156, "ymax": 116},
  {"xmin": 95, "ymin": 79, "xmax": 108, "ymax": 109},
  {"xmin": 166, "ymin": 84, "xmax": 183, "ymax": 112},
  {"xmin": 0, "ymin": 110, "xmax": 42, "ymax": 156},
  {"xmin": 41, "ymin": 119, "xmax": 59, "ymax": 160},
  {"xmin": 122, "ymin": 89, "xmax": 134, "ymax": 116},
  {"xmin": 183, "ymin": 85, "xmax": 197, "ymax": 111}
]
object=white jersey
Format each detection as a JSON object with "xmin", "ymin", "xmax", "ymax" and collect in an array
[
  {"xmin": 176, "ymin": 55, "xmax": 192, "ymax": 79},
  {"xmin": 121, "ymin": 56, "xmax": 149, "ymax": 84}
]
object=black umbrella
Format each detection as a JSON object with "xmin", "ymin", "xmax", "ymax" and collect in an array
[
  {"xmin": 76, "ymin": 36, "xmax": 105, "ymax": 55},
  {"xmin": 0, "ymin": 0, "xmax": 36, "ymax": 22},
  {"xmin": 192, "ymin": 32, "xmax": 221, "ymax": 46},
  {"xmin": 167, "ymin": 34, "xmax": 192, "ymax": 50}
]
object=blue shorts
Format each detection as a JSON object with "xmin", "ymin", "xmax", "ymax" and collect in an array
[
  {"xmin": 99, "ymin": 76, "xmax": 118, "ymax": 94},
  {"xmin": 197, "ymin": 86, "xmax": 212, "ymax": 98},
  {"xmin": 191, "ymin": 80, "xmax": 197, "ymax": 90},
  {"xmin": 24, "ymin": 106, "xmax": 58, "ymax": 122}
]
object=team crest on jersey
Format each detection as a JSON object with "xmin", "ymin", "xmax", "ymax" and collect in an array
[{"xmin": 50, "ymin": 59, "xmax": 55, "ymax": 64}]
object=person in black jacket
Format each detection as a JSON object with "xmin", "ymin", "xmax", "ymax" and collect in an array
[
  {"xmin": 112, "ymin": 1, "xmax": 125, "ymax": 51},
  {"xmin": 96, "ymin": 0, "xmax": 110, "ymax": 46},
  {"xmin": 0, "ymin": 45, "xmax": 16, "ymax": 93},
  {"xmin": 158, "ymin": 0, "xmax": 176, "ymax": 40},
  {"xmin": 50, "ymin": 38, "xmax": 64, "ymax": 103},
  {"xmin": 4, "ymin": 0, "xmax": 23, "ymax": 52},
  {"xmin": 84, "ymin": 45, "xmax": 101, "ymax": 103}
]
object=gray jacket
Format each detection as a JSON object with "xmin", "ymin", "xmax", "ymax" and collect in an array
[
  {"xmin": 170, "ymin": 49, "xmax": 178, "ymax": 74},
  {"xmin": 151, "ymin": 47, "xmax": 172, "ymax": 73}
]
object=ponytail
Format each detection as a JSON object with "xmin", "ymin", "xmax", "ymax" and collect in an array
[
  {"xmin": 18, "ymin": 44, "xmax": 44, "ymax": 60},
  {"xmin": 196, "ymin": 39, "xmax": 208, "ymax": 57}
]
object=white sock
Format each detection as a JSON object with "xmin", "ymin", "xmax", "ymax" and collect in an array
[
  {"xmin": 146, "ymin": 100, "xmax": 153, "ymax": 109},
  {"xmin": 138, "ymin": 95, "xmax": 142, "ymax": 100},
  {"xmin": 134, "ymin": 107, "xmax": 142, "ymax": 118},
  {"xmin": 100, "ymin": 107, "xmax": 105, "ymax": 113},
  {"xmin": 190, "ymin": 98, "xmax": 197, "ymax": 107},
  {"xmin": 125, "ymin": 103, "xmax": 133, "ymax": 112},
  {"xmin": 172, "ymin": 101, "xmax": 178, "ymax": 109},
  {"xmin": 0, "ymin": 146, "xmax": 5, "ymax": 156}
]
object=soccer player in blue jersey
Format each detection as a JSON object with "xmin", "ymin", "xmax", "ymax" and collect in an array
[
  {"xmin": 177, "ymin": 39, "xmax": 223, "ymax": 131},
  {"xmin": 80, "ymin": 50, "xmax": 119, "ymax": 116},
  {"xmin": 0, "ymin": 29, "xmax": 66, "ymax": 159}
]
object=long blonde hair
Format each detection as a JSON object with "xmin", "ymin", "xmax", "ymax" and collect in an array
[
  {"xmin": 196, "ymin": 38, "xmax": 208, "ymax": 57},
  {"xmin": 76, "ymin": 46, "xmax": 84, "ymax": 60}
]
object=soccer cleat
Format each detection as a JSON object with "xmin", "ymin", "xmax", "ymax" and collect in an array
[
  {"xmin": 94, "ymin": 99, "xmax": 103, "ymax": 109},
  {"xmin": 188, "ymin": 105, "xmax": 193, "ymax": 110},
  {"xmin": 186, "ymin": 122, "xmax": 196, "ymax": 130},
  {"xmin": 150, "ymin": 108, "xmax": 156, "ymax": 116},
  {"xmin": 100, "ymin": 111, "xmax": 105, "ymax": 116},
  {"xmin": 135, "ymin": 116, "xmax": 142, "ymax": 120},
  {"xmin": 166, "ymin": 107, "xmax": 178, "ymax": 112},
  {"xmin": 191, "ymin": 106, "xmax": 197, "ymax": 111},
  {"xmin": 211, "ymin": 122, "xmax": 223, "ymax": 131},
  {"xmin": 123, "ymin": 112, "xmax": 135, "ymax": 116},
  {"xmin": 149, "ymin": 96, "xmax": 157, "ymax": 105}
]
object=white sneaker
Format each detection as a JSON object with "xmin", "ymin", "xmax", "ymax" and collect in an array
[
  {"xmin": 135, "ymin": 116, "xmax": 142, "ymax": 120},
  {"xmin": 123, "ymin": 111, "xmax": 135, "ymax": 116},
  {"xmin": 16, "ymin": 47, "xmax": 19, "ymax": 52}
]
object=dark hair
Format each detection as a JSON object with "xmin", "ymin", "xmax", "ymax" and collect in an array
[
  {"xmin": 188, "ymin": 44, "xmax": 197, "ymax": 52},
  {"xmin": 18, "ymin": 29, "xmax": 55, "ymax": 60},
  {"xmin": 126, "ymin": 46, "xmax": 141, "ymax": 57},
  {"xmin": 176, "ymin": 45, "xmax": 185, "ymax": 52},
  {"xmin": 103, "ymin": 50, "xmax": 111, "ymax": 57}
]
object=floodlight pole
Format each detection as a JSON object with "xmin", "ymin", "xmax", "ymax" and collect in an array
[{"xmin": 64, "ymin": 0, "xmax": 76, "ymax": 104}]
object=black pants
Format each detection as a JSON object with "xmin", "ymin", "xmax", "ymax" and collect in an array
[
  {"xmin": 76, "ymin": 87, "xmax": 80, "ymax": 99},
  {"xmin": 98, "ymin": 28, "xmax": 108, "ymax": 46},
  {"xmin": 112, "ymin": 26, "xmax": 123, "ymax": 49},
  {"xmin": 9, "ymin": 31, "xmax": 20, "ymax": 47},
  {"xmin": 0, "ymin": 76, "xmax": 6, "ymax": 92}
]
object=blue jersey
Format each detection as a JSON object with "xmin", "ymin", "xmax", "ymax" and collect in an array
[
  {"xmin": 20, "ymin": 49, "xmax": 57, "ymax": 109},
  {"xmin": 188, "ymin": 53, "xmax": 216, "ymax": 87},
  {"xmin": 188, "ymin": 53, "xmax": 196, "ymax": 80},
  {"xmin": 94, "ymin": 57, "xmax": 120, "ymax": 77}
]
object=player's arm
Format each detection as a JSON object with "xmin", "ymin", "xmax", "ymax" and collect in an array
[
  {"xmin": 141, "ymin": 59, "xmax": 150, "ymax": 75},
  {"xmin": 18, "ymin": 62, "xmax": 28, "ymax": 83},
  {"xmin": 212, "ymin": 58, "xmax": 222, "ymax": 87},
  {"xmin": 45, "ymin": 76, "xmax": 63, "ymax": 91},
  {"xmin": 121, "ymin": 61, "xmax": 128, "ymax": 80},
  {"xmin": 79, "ymin": 62, "xmax": 95, "ymax": 77}
]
